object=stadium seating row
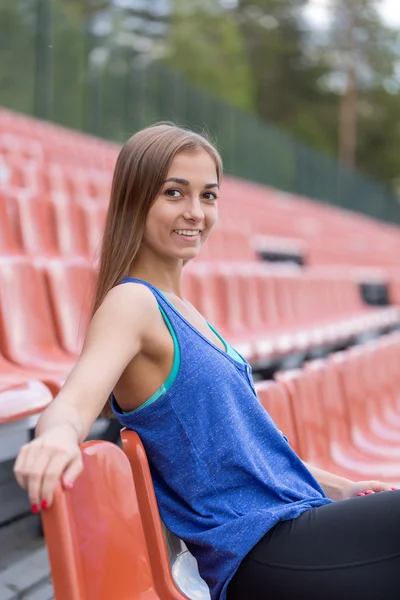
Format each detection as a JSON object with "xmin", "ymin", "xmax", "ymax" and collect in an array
[
  {"xmin": 1, "ymin": 255, "xmax": 396, "ymax": 455},
  {"xmin": 0, "ymin": 257, "xmax": 396, "ymax": 388},
  {"xmin": 277, "ymin": 335, "xmax": 400, "ymax": 480},
  {"xmin": 41, "ymin": 332, "xmax": 400, "ymax": 599},
  {"xmin": 183, "ymin": 261, "xmax": 399, "ymax": 360},
  {"xmin": 0, "ymin": 109, "xmax": 118, "ymax": 170},
  {"xmin": 3, "ymin": 107, "xmax": 400, "ymax": 270},
  {"xmin": 219, "ymin": 178, "xmax": 400, "ymax": 268}
]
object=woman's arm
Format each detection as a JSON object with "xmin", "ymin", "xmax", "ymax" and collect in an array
[
  {"xmin": 35, "ymin": 283, "xmax": 153, "ymax": 440},
  {"xmin": 304, "ymin": 462, "xmax": 397, "ymax": 501},
  {"xmin": 14, "ymin": 283, "xmax": 155, "ymax": 508},
  {"xmin": 304, "ymin": 462, "xmax": 353, "ymax": 501}
]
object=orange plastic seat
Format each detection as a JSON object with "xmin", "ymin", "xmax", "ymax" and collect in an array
[
  {"xmin": 0, "ymin": 256, "xmax": 74, "ymax": 374},
  {"xmin": 43, "ymin": 258, "xmax": 97, "ymax": 356},
  {"xmin": 121, "ymin": 429, "xmax": 210, "ymax": 600},
  {"xmin": 0, "ymin": 379, "xmax": 53, "ymax": 460},
  {"xmin": 0, "ymin": 191, "xmax": 23, "ymax": 254},
  {"xmin": 333, "ymin": 348, "xmax": 400, "ymax": 456},
  {"xmin": 48, "ymin": 191, "xmax": 89, "ymax": 257},
  {"xmin": 13, "ymin": 191, "xmax": 60, "ymax": 256},
  {"xmin": 78, "ymin": 201, "xmax": 107, "ymax": 260},
  {"xmin": 279, "ymin": 361, "xmax": 400, "ymax": 482},
  {"xmin": 0, "ymin": 380, "xmax": 52, "ymax": 424},
  {"xmin": 254, "ymin": 380, "xmax": 300, "ymax": 455},
  {"xmin": 0, "ymin": 345, "xmax": 63, "ymax": 398},
  {"xmin": 42, "ymin": 440, "xmax": 190, "ymax": 600}
]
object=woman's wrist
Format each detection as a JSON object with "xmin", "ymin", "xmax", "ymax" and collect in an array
[{"xmin": 303, "ymin": 462, "xmax": 354, "ymax": 501}]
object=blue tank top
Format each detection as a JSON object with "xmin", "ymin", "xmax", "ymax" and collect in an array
[{"xmin": 111, "ymin": 278, "xmax": 333, "ymax": 600}]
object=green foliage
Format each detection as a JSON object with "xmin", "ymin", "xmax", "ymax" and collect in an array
[
  {"xmin": 357, "ymin": 86, "xmax": 400, "ymax": 194},
  {"xmin": 165, "ymin": 0, "xmax": 255, "ymax": 112},
  {"xmin": 325, "ymin": 0, "xmax": 400, "ymax": 186},
  {"xmin": 0, "ymin": 0, "xmax": 37, "ymax": 114},
  {"xmin": 231, "ymin": 0, "xmax": 338, "ymax": 153},
  {"xmin": 1, "ymin": 0, "xmax": 400, "ymax": 219}
]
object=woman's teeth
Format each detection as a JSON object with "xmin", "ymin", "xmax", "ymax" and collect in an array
[{"xmin": 174, "ymin": 230, "xmax": 200, "ymax": 236}]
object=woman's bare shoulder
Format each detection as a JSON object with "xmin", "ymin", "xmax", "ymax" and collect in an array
[{"xmin": 93, "ymin": 280, "xmax": 159, "ymax": 329}]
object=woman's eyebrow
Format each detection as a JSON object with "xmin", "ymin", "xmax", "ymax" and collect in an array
[{"xmin": 164, "ymin": 177, "xmax": 219, "ymax": 189}]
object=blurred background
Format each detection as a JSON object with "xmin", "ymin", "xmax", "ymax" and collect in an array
[{"xmin": 2, "ymin": 0, "xmax": 400, "ymax": 221}]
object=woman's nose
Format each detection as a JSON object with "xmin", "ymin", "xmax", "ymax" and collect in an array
[{"xmin": 184, "ymin": 198, "xmax": 205, "ymax": 222}]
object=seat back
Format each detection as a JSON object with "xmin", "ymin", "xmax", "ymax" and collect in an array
[
  {"xmin": 0, "ymin": 190, "xmax": 23, "ymax": 254},
  {"xmin": 49, "ymin": 191, "xmax": 89, "ymax": 257},
  {"xmin": 121, "ymin": 428, "xmax": 210, "ymax": 600},
  {"xmin": 272, "ymin": 272, "xmax": 298, "ymax": 325},
  {"xmin": 276, "ymin": 368, "xmax": 330, "ymax": 463},
  {"xmin": 256, "ymin": 270, "xmax": 280, "ymax": 328},
  {"xmin": 78, "ymin": 202, "xmax": 107, "ymax": 260},
  {"xmin": 15, "ymin": 193, "xmax": 59, "ymax": 256},
  {"xmin": 0, "ymin": 257, "xmax": 66, "ymax": 366},
  {"xmin": 332, "ymin": 350, "xmax": 370, "ymax": 432},
  {"xmin": 306, "ymin": 357, "xmax": 353, "ymax": 449},
  {"xmin": 254, "ymin": 380, "xmax": 300, "ymax": 455},
  {"xmin": 43, "ymin": 259, "xmax": 97, "ymax": 355},
  {"xmin": 42, "ymin": 440, "xmax": 162, "ymax": 600},
  {"xmin": 0, "ymin": 380, "xmax": 52, "ymax": 424}
]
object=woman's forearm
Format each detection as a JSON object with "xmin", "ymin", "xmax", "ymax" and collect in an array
[
  {"xmin": 35, "ymin": 394, "xmax": 85, "ymax": 442},
  {"xmin": 304, "ymin": 462, "xmax": 354, "ymax": 501}
]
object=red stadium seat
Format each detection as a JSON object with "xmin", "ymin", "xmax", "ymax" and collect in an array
[
  {"xmin": 0, "ymin": 379, "xmax": 53, "ymax": 461},
  {"xmin": 0, "ymin": 256, "xmax": 74, "ymax": 374},
  {"xmin": 11, "ymin": 191, "xmax": 59, "ymax": 256},
  {"xmin": 0, "ymin": 190, "xmax": 23, "ymax": 254},
  {"xmin": 78, "ymin": 201, "xmax": 107, "ymax": 260},
  {"xmin": 42, "ymin": 440, "xmax": 190, "ymax": 600},
  {"xmin": 333, "ymin": 348, "xmax": 400, "ymax": 457},
  {"xmin": 0, "ymin": 380, "xmax": 52, "ymax": 424},
  {"xmin": 254, "ymin": 380, "xmax": 299, "ymax": 455},
  {"xmin": 43, "ymin": 258, "xmax": 97, "ymax": 356},
  {"xmin": 276, "ymin": 364, "xmax": 400, "ymax": 483},
  {"xmin": 48, "ymin": 191, "xmax": 89, "ymax": 257},
  {"xmin": 121, "ymin": 429, "xmax": 210, "ymax": 600}
]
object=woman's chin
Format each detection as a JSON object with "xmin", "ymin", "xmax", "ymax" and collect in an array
[{"xmin": 174, "ymin": 247, "xmax": 201, "ymax": 261}]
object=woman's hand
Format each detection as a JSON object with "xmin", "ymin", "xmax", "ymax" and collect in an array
[
  {"xmin": 303, "ymin": 462, "xmax": 398, "ymax": 501},
  {"xmin": 14, "ymin": 424, "xmax": 83, "ymax": 512},
  {"xmin": 341, "ymin": 480, "xmax": 398, "ymax": 500}
]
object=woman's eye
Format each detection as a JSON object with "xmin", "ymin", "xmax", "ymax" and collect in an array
[
  {"xmin": 165, "ymin": 189, "xmax": 182, "ymax": 198},
  {"xmin": 204, "ymin": 192, "xmax": 218, "ymax": 201}
]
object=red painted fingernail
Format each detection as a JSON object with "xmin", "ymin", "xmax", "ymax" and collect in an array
[
  {"xmin": 365, "ymin": 490, "xmax": 374, "ymax": 495},
  {"xmin": 41, "ymin": 500, "xmax": 48, "ymax": 510},
  {"xmin": 357, "ymin": 493, "xmax": 364, "ymax": 496},
  {"xmin": 31, "ymin": 504, "xmax": 39, "ymax": 514},
  {"xmin": 391, "ymin": 487, "xmax": 398, "ymax": 491},
  {"xmin": 65, "ymin": 480, "xmax": 73, "ymax": 489}
]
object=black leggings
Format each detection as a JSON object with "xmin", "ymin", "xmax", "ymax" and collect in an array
[{"xmin": 227, "ymin": 490, "xmax": 400, "ymax": 600}]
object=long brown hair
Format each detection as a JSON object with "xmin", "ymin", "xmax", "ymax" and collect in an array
[{"xmin": 93, "ymin": 123, "xmax": 223, "ymax": 416}]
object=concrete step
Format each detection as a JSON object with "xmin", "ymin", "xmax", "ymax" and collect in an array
[
  {"xmin": 0, "ymin": 511, "xmax": 54, "ymax": 600},
  {"xmin": 21, "ymin": 578, "xmax": 53, "ymax": 600},
  {"xmin": 0, "ymin": 546, "xmax": 52, "ymax": 600}
]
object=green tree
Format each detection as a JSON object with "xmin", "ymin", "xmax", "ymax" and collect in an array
[
  {"xmin": 231, "ymin": 0, "xmax": 337, "ymax": 151},
  {"xmin": 164, "ymin": 0, "xmax": 254, "ymax": 112},
  {"xmin": 325, "ymin": 0, "xmax": 398, "ymax": 168},
  {"xmin": 0, "ymin": 0, "xmax": 37, "ymax": 114}
]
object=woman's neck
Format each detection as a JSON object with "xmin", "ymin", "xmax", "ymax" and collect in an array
[{"xmin": 129, "ymin": 256, "xmax": 184, "ymax": 297}]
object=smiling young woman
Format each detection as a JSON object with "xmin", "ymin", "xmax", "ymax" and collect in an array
[{"xmin": 14, "ymin": 123, "xmax": 400, "ymax": 600}]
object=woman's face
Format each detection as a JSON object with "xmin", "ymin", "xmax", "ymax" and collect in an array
[{"xmin": 143, "ymin": 148, "xmax": 219, "ymax": 262}]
